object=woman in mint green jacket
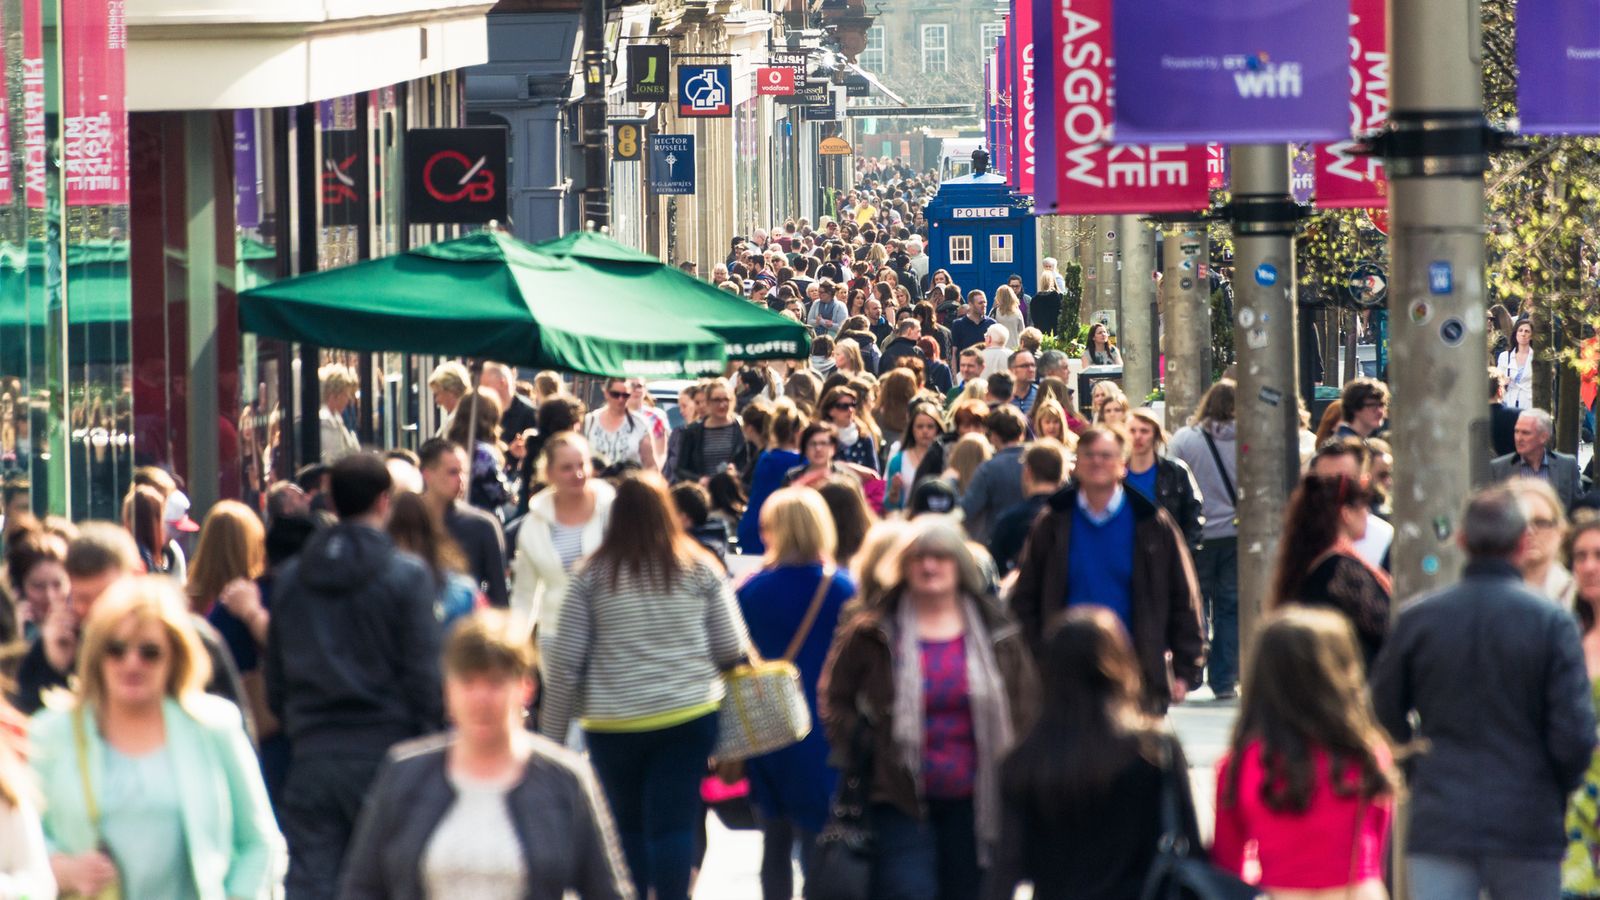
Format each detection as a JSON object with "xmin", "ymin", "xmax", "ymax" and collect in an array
[{"xmin": 29, "ymin": 575, "xmax": 283, "ymax": 899}]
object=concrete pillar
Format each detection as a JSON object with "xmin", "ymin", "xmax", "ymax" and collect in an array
[
  {"xmin": 1161, "ymin": 222, "xmax": 1211, "ymax": 430},
  {"xmin": 1117, "ymin": 215, "xmax": 1156, "ymax": 404},
  {"xmin": 186, "ymin": 111, "xmax": 221, "ymax": 516}
]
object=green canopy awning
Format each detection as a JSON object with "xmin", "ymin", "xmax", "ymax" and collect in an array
[
  {"xmin": 534, "ymin": 232, "xmax": 809, "ymax": 360},
  {"xmin": 238, "ymin": 231, "xmax": 728, "ymax": 379}
]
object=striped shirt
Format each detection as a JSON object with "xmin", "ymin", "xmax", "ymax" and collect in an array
[
  {"xmin": 699, "ymin": 423, "xmax": 743, "ymax": 476},
  {"xmin": 540, "ymin": 555, "xmax": 749, "ymax": 742},
  {"xmin": 548, "ymin": 521, "xmax": 586, "ymax": 573}
]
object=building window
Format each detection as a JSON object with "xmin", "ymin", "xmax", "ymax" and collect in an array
[
  {"xmin": 990, "ymin": 233, "xmax": 1013, "ymax": 263},
  {"xmin": 950, "ymin": 234, "xmax": 973, "ymax": 264},
  {"xmin": 921, "ymin": 24, "xmax": 948, "ymax": 73},
  {"xmin": 981, "ymin": 22, "xmax": 1005, "ymax": 55},
  {"xmin": 861, "ymin": 26, "xmax": 886, "ymax": 73}
]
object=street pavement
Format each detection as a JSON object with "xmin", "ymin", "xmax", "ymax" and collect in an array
[{"xmin": 694, "ymin": 688, "xmax": 1240, "ymax": 899}]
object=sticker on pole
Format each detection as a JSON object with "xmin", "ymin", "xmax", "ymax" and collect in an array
[
  {"xmin": 1439, "ymin": 317, "xmax": 1466, "ymax": 347},
  {"xmin": 1254, "ymin": 263, "xmax": 1278, "ymax": 287},
  {"xmin": 1428, "ymin": 261, "xmax": 1453, "ymax": 295}
]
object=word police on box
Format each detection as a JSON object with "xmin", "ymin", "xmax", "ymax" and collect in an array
[{"xmin": 405, "ymin": 128, "xmax": 508, "ymax": 224}]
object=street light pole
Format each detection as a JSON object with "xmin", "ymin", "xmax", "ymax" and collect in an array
[
  {"xmin": 1117, "ymin": 214, "xmax": 1156, "ymax": 404},
  {"xmin": 1227, "ymin": 143, "xmax": 1302, "ymax": 670},
  {"xmin": 1381, "ymin": 0, "xmax": 1490, "ymax": 601},
  {"xmin": 1161, "ymin": 221, "xmax": 1211, "ymax": 430},
  {"xmin": 579, "ymin": 0, "xmax": 610, "ymax": 231}
]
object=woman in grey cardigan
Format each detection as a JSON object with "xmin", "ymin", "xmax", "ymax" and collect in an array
[{"xmin": 340, "ymin": 611, "xmax": 633, "ymax": 900}]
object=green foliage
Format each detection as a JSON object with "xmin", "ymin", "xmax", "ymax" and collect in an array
[
  {"xmin": 1145, "ymin": 386, "xmax": 1165, "ymax": 404},
  {"xmin": 1210, "ymin": 285, "xmax": 1234, "ymax": 380},
  {"xmin": 1059, "ymin": 261, "xmax": 1083, "ymax": 342}
]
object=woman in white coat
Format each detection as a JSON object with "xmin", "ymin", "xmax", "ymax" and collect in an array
[
  {"xmin": 1495, "ymin": 317, "xmax": 1535, "ymax": 409},
  {"xmin": 511, "ymin": 432, "xmax": 614, "ymax": 644}
]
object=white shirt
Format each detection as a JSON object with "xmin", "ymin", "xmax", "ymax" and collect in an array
[
  {"xmin": 0, "ymin": 792, "xmax": 55, "ymax": 899},
  {"xmin": 1497, "ymin": 349, "xmax": 1533, "ymax": 409},
  {"xmin": 1351, "ymin": 512, "xmax": 1394, "ymax": 570},
  {"xmin": 423, "ymin": 770, "xmax": 526, "ymax": 900}
]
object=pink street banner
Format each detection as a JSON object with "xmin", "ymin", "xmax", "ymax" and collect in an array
[
  {"xmin": 995, "ymin": 36, "xmax": 1011, "ymax": 181},
  {"xmin": 23, "ymin": 0, "xmax": 44, "ymax": 210},
  {"xmin": 1206, "ymin": 144, "xmax": 1227, "ymax": 190},
  {"xmin": 1314, "ymin": 0, "xmax": 1387, "ymax": 207},
  {"xmin": 1010, "ymin": 0, "xmax": 1036, "ymax": 194},
  {"xmin": 1034, "ymin": 0, "xmax": 1208, "ymax": 214},
  {"xmin": 61, "ymin": 0, "xmax": 130, "ymax": 206}
]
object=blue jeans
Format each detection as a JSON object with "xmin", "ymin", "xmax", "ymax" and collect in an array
[
  {"xmin": 869, "ymin": 798, "xmax": 981, "ymax": 900},
  {"xmin": 1408, "ymin": 853, "xmax": 1560, "ymax": 900},
  {"xmin": 586, "ymin": 712, "xmax": 720, "ymax": 900},
  {"xmin": 1193, "ymin": 536, "xmax": 1239, "ymax": 692},
  {"xmin": 281, "ymin": 755, "xmax": 381, "ymax": 900}
]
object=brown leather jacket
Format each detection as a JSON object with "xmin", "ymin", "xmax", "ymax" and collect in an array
[
  {"xmin": 1008, "ymin": 484, "xmax": 1205, "ymax": 712},
  {"xmin": 817, "ymin": 589, "xmax": 1039, "ymax": 819}
]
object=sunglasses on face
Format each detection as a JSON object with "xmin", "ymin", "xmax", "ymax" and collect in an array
[
  {"xmin": 106, "ymin": 639, "xmax": 165, "ymax": 664},
  {"xmin": 607, "ymin": 390, "xmax": 630, "ymax": 400},
  {"xmin": 832, "ymin": 402, "xmax": 857, "ymax": 411}
]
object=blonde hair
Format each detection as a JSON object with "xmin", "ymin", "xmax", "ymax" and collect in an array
[
  {"xmin": 185, "ymin": 500, "xmax": 266, "ymax": 612},
  {"xmin": 445, "ymin": 609, "xmax": 538, "ymax": 679},
  {"xmin": 533, "ymin": 371, "xmax": 563, "ymax": 403},
  {"xmin": 1030, "ymin": 397, "xmax": 1076, "ymax": 451},
  {"xmin": 994, "ymin": 285, "xmax": 1021, "ymax": 317},
  {"xmin": 319, "ymin": 363, "xmax": 358, "ymax": 400},
  {"xmin": 946, "ymin": 433, "xmax": 994, "ymax": 493},
  {"xmin": 1508, "ymin": 476, "xmax": 1569, "ymax": 536},
  {"xmin": 428, "ymin": 361, "xmax": 471, "ymax": 399},
  {"xmin": 77, "ymin": 576, "xmax": 211, "ymax": 711},
  {"xmin": 760, "ymin": 487, "xmax": 837, "ymax": 567},
  {"xmin": 834, "ymin": 339, "xmax": 866, "ymax": 375},
  {"xmin": 851, "ymin": 521, "xmax": 912, "ymax": 610},
  {"xmin": 537, "ymin": 431, "xmax": 593, "ymax": 482}
]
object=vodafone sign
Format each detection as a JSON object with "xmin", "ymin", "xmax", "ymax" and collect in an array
[{"xmin": 757, "ymin": 66, "xmax": 797, "ymax": 96}]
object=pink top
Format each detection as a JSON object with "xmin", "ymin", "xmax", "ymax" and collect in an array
[{"xmin": 1212, "ymin": 741, "xmax": 1394, "ymax": 890}]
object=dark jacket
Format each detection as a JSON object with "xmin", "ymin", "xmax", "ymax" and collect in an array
[
  {"xmin": 1030, "ymin": 290, "xmax": 1064, "ymax": 335},
  {"xmin": 672, "ymin": 419, "xmax": 752, "ymax": 483},
  {"xmin": 340, "ymin": 733, "xmax": 634, "ymax": 900},
  {"xmin": 501, "ymin": 394, "xmax": 539, "ymax": 442},
  {"xmin": 1488, "ymin": 402, "xmax": 1520, "ymax": 459},
  {"xmin": 818, "ymin": 589, "xmax": 1039, "ymax": 819},
  {"xmin": 265, "ymin": 522, "xmax": 445, "ymax": 759},
  {"xmin": 1294, "ymin": 553, "xmax": 1390, "ymax": 669},
  {"xmin": 1009, "ymin": 485, "xmax": 1206, "ymax": 710},
  {"xmin": 1132, "ymin": 458, "xmax": 1205, "ymax": 550},
  {"xmin": 879, "ymin": 336, "xmax": 924, "ymax": 375},
  {"xmin": 988, "ymin": 494, "xmax": 1049, "ymax": 576},
  {"xmin": 839, "ymin": 329, "xmax": 882, "ymax": 373},
  {"xmin": 1370, "ymin": 559, "xmax": 1596, "ymax": 859},
  {"xmin": 444, "ymin": 499, "xmax": 508, "ymax": 608}
]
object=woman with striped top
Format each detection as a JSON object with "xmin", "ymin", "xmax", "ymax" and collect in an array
[
  {"xmin": 510, "ymin": 432, "xmax": 615, "ymax": 642},
  {"xmin": 541, "ymin": 471, "xmax": 750, "ymax": 900}
]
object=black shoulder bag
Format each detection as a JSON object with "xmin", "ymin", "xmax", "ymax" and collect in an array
[
  {"xmin": 805, "ymin": 708, "xmax": 876, "ymax": 900},
  {"xmin": 1139, "ymin": 742, "xmax": 1263, "ymax": 900}
]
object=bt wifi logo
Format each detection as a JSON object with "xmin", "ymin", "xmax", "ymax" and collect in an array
[{"xmin": 1224, "ymin": 53, "xmax": 1304, "ymax": 99}]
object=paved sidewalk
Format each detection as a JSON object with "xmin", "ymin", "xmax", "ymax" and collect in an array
[{"xmin": 694, "ymin": 690, "xmax": 1239, "ymax": 899}]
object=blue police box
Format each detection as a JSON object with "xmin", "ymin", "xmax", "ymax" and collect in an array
[{"xmin": 926, "ymin": 162, "xmax": 1037, "ymax": 302}]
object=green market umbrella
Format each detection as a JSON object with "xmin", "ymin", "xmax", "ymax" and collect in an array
[
  {"xmin": 535, "ymin": 231, "xmax": 810, "ymax": 360},
  {"xmin": 238, "ymin": 231, "xmax": 728, "ymax": 378}
]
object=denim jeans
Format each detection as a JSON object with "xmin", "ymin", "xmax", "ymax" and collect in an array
[
  {"xmin": 758, "ymin": 815, "xmax": 816, "ymax": 900},
  {"xmin": 1408, "ymin": 853, "xmax": 1561, "ymax": 900},
  {"xmin": 281, "ymin": 755, "xmax": 381, "ymax": 900},
  {"xmin": 869, "ymin": 798, "xmax": 981, "ymax": 900},
  {"xmin": 1193, "ymin": 536, "xmax": 1239, "ymax": 693},
  {"xmin": 586, "ymin": 713, "xmax": 720, "ymax": 900}
]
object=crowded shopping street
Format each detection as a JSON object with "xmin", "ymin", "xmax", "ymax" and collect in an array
[{"xmin": 2, "ymin": 0, "xmax": 1600, "ymax": 898}]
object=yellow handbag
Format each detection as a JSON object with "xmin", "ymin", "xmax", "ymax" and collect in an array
[{"xmin": 714, "ymin": 567, "xmax": 833, "ymax": 762}]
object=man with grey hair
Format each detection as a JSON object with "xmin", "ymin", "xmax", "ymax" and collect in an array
[
  {"xmin": 1490, "ymin": 406, "xmax": 1580, "ymax": 509},
  {"xmin": 1371, "ymin": 486, "xmax": 1595, "ymax": 900},
  {"xmin": 1037, "ymin": 349, "xmax": 1070, "ymax": 383},
  {"xmin": 479, "ymin": 361, "xmax": 536, "ymax": 440}
]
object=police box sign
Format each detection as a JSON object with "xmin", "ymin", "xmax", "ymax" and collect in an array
[
  {"xmin": 951, "ymin": 206, "xmax": 1010, "ymax": 218},
  {"xmin": 405, "ymin": 128, "xmax": 508, "ymax": 224}
]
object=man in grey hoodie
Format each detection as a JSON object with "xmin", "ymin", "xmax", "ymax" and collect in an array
[{"xmin": 1166, "ymin": 379, "xmax": 1239, "ymax": 698}]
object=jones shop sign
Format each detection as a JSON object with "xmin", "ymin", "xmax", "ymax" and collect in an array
[{"xmin": 405, "ymin": 128, "xmax": 508, "ymax": 224}]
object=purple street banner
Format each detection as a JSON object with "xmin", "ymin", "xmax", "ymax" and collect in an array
[
  {"xmin": 1291, "ymin": 143, "xmax": 1316, "ymax": 203},
  {"xmin": 1518, "ymin": 0, "xmax": 1600, "ymax": 134},
  {"xmin": 1010, "ymin": 0, "xmax": 1037, "ymax": 195},
  {"xmin": 995, "ymin": 35, "xmax": 1011, "ymax": 179},
  {"xmin": 984, "ymin": 56, "xmax": 995, "ymax": 156},
  {"xmin": 1110, "ymin": 0, "xmax": 1351, "ymax": 144},
  {"xmin": 1033, "ymin": 0, "xmax": 1208, "ymax": 214}
]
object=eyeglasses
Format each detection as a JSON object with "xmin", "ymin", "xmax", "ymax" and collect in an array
[
  {"xmin": 1011, "ymin": 362, "xmax": 1037, "ymax": 371},
  {"xmin": 711, "ymin": 395, "xmax": 732, "ymax": 404},
  {"xmin": 607, "ymin": 390, "xmax": 630, "ymax": 400},
  {"xmin": 833, "ymin": 402, "xmax": 857, "ymax": 411},
  {"xmin": 106, "ymin": 639, "xmax": 165, "ymax": 664}
]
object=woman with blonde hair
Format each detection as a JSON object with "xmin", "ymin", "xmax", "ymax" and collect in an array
[
  {"xmin": 1037, "ymin": 377, "xmax": 1089, "ymax": 434},
  {"xmin": 30, "ymin": 576, "xmax": 283, "ymax": 898},
  {"xmin": 1029, "ymin": 397, "xmax": 1075, "ymax": 449},
  {"xmin": 1507, "ymin": 476, "xmax": 1575, "ymax": 604},
  {"xmin": 736, "ymin": 489, "xmax": 857, "ymax": 900},
  {"xmin": 992, "ymin": 286, "xmax": 1026, "ymax": 350},
  {"xmin": 833, "ymin": 339, "xmax": 867, "ymax": 378},
  {"xmin": 511, "ymin": 431, "xmax": 615, "ymax": 642},
  {"xmin": 319, "ymin": 362, "xmax": 361, "ymax": 463},
  {"xmin": 531, "ymin": 370, "xmax": 564, "ymax": 407},
  {"xmin": 946, "ymin": 432, "xmax": 995, "ymax": 496},
  {"xmin": 187, "ymin": 500, "xmax": 266, "ymax": 617}
]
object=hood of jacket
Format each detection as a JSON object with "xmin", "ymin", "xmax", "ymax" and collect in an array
[
  {"xmin": 526, "ymin": 477, "xmax": 616, "ymax": 525},
  {"xmin": 1202, "ymin": 420, "xmax": 1237, "ymax": 443},
  {"xmin": 297, "ymin": 522, "xmax": 404, "ymax": 594}
]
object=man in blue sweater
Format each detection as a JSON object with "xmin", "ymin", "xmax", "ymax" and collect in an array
[{"xmin": 1008, "ymin": 426, "xmax": 1206, "ymax": 712}]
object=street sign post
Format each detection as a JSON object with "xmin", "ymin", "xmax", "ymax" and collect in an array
[
  {"xmin": 404, "ymin": 128, "xmax": 508, "ymax": 224},
  {"xmin": 648, "ymin": 134, "xmax": 696, "ymax": 195}
]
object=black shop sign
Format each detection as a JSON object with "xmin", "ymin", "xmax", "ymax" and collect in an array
[{"xmin": 405, "ymin": 128, "xmax": 509, "ymax": 225}]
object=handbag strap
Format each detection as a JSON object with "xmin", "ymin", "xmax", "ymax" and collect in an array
[
  {"xmin": 781, "ymin": 566, "xmax": 835, "ymax": 663},
  {"xmin": 1155, "ymin": 738, "xmax": 1189, "ymax": 855},
  {"xmin": 1202, "ymin": 429, "xmax": 1238, "ymax": 508},
  {"xmin": 72, "ymin": 707, "xmax": 102, "ymax": 831}
]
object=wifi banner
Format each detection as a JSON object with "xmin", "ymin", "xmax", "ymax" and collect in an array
[
  {"xmin": 1109, "ymin": 0, "xmax": 1350, "ymax": 144},
  {"xmin": 1518, "ymin": 0, "xmax": 1600, "ymax": 134}
]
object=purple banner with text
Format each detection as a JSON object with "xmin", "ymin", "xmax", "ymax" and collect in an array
[{"xmin": 1518, "ymin": 0, "xmax": 1600, "ymax": 134}]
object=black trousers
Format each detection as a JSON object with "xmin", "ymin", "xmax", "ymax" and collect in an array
[{"xmin": 281, "ymin": 755, "xmax": 382, "ymax": 900}]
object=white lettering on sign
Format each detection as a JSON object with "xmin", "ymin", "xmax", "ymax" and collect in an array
[{"xmin": 952, "ymin": 207, "xmax": 1009, "ymax": 218}]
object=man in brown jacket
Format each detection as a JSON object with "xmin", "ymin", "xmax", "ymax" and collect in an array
[{"xmin": 1009, "ymin": 426, "xmax": 1206, "ymax": 711}]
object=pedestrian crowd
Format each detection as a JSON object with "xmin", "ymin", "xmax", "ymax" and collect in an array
[{"xmin": 0, "ymin": 171, "xmax": 1598, "ymax": 900}]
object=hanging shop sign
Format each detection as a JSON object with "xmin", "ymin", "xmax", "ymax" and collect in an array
[
  {"xmin": 613, "ymin": 123, "xmax": 643, "ymax": 162},
  {"xmin": 1110, "ymin": 0, "xmax": 1350, "ymax": 143},
  {"xmin": 1032, "ymin": 0, "xmax": 1208, "ymax": 213},
  {"xmin": 626, "ymin": 45, "xmax": 670, "ymax": 102},
  {"xmin": 677, "ymin": 64, "xmax": 733, "ymax": 118},
  {"xmin": 819, "ymin": 136, "xmax": 852, "ymax": 155},
  {"xmin": 648, "ymin": 134, "xmax": 696, "ymax": 194},
  {"xmin": 1314, "ymin": 0, "xmax": 1388, "ymax": 207},
  {"xmin": 757, "ymin": 66, "xmax": 797, "ymax": 95},
  {"xmin": 61, "ymin": 0, "xmax": 129, "ymax": 206},
  {"xmin": 405, "ymin": 128, "xmax": 508, "ymax": 224}
]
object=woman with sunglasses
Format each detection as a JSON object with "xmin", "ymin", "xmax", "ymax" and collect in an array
[
  {"xmin": 820, "ymin": 386, "xmax": 880, "ymax": 474},
  {"xmin": 1269, "ymin": 474, "xmax": 1392, "ymax": 670},
  {"xmin": 30, "ymin": 576, "xmax": 282, "ymax": 898},
  {"xmin": 584, "ymin": 377, "xmax": 657, "ymax": 472}
]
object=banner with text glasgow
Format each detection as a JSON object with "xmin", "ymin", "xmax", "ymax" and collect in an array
[
  {"xmin": 1314, "ymin": 0, "xmax": 1387, "ymax": 207},
  {"xmin": 1110, "ymin": 0, "xmax": 1350, "ymax": 144},
  {"xmin": 1518, "ymin": 0, "xmax": 1600, "ymax": 134},
  {"xmin": 1009, "ymin": 0, "xmax": 1036, "ymax": 194},
  {"xmin": 1033, "ymin": 0, "xmax": 1207, "ymax": 214}
]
